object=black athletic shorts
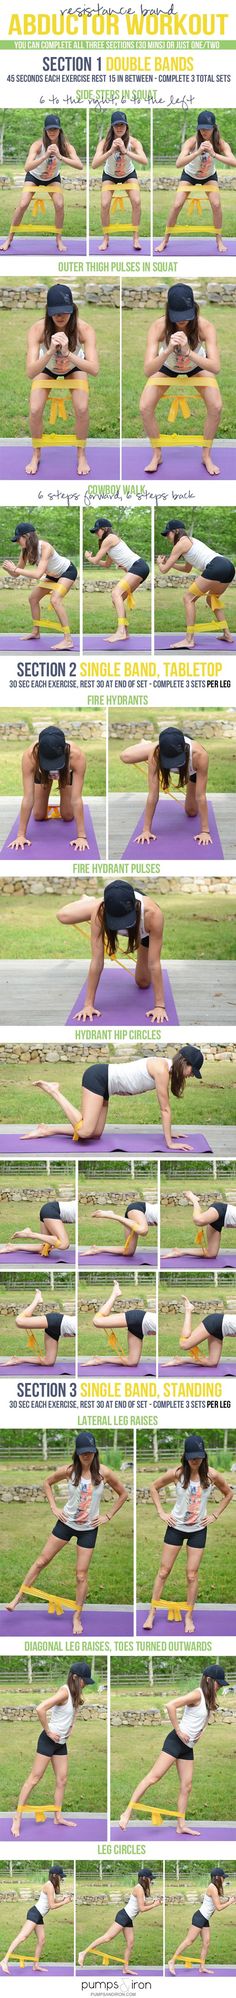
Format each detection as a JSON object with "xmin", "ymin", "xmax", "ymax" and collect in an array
[
  {"xmin": 192, "ymin": 1910, "xmax": 210, "ymax": 1931},
  {"xmin": 125, "ymin": 1200, "xmax": 146, "ymax": 1218},
  {"xmin": 129, "ymin": 558, "xmax": 150, "ymax": 580},
  {"xmin": 125, "ymin": 1307, "xmax": 145, "ymax": 1341},
  {"xmin": 49, "ymin": 560, "xmax": 77, "ymax": 581},
  {"xmin": 163, "ymin": 1727, "xmax": 193, "ymax": 1761},
  {"xmin": 203, "ymin": 557, "xmax": 235, "ymax": 583},
  {"xmin": 160, "ymin": 361, "xmax": 202, "ymax": 378},
  {"xmin": 37, "ymin": 1727, "xmax": 67, "ymax": 1758},
  {"xmin": 25, "ymin": 170, "xmax": 61, "ymax": 185},
  {"xmin": 210, "ymin": 1199, "xmax": 227, "ymax": 1231},
  {"xmin": 164, "ymin": 1523, "xmax": 207, "ymax": 1548},
  {"xmin": 46, "ymin": 1311, "xmax": 63, "ymax": 1342},
  {"xmin": 181, "ymin": 167, "xmax": 217, "ymax": 185},
  {"xmin": 116, "ymin": 1909, "xmax": 133, "ymax": 1929},
  {"xmin": 203, "ymin": 1311, "xmax": 223, "ymax": 1341},
  {"xmin": 27, "ymin": 1905, "xmax": 44, "ymax": 1925},
  {"xmin": 82, "ymin": 1061, "xmax": 109, "ymax": 1098},
  {"xmin": 40, "ymin": 1199, "xmax": 60, "ymax": 1221},
  {"xmin": 52, "ymin": 1518, "xmax": 98, "ymax": 1548},
  {"xmin": 102, "ymin": 167, "xmax": 137, "ymax": 183}
]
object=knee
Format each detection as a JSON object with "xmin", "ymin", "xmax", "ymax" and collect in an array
[
  {"xmin": 187, "ymin": 1562, "xmax": 196, "ymax": 1588},
  {"xmin": 135, "ymin": 971, "xmax": 150, "ymax": 991},
  {"xmin": 209, "ymin": 383, "xmax": 222, "ymax": 416},
  {"xmin": 50, "ymin": 592, "xmax": 59, "ymax": 611},
  {"xmin": 140, "ymin": 384, "xmax": 150, "ymax": 418}
]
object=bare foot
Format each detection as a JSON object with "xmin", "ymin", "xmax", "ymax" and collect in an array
[
  {"xmin": 26, "ymin": 451, "xmax": 40, "ymax": 476},
  {"xmin": 119, "ymin": 1809, "xmax": 131, "ymax": 1829},
  {"xmin": 100, "ymin": 236, "xmax": 109, "ymax": 252},
  {"xmin": 168, "ymin": 635, "xmax": 194, "ymax": 650},
  {"xmin": 133, "ymin": 238, "xmax": 142, "ymax": 252},
  {"xmin": 7, "ymin": 1592, "xmax": 22, "ymax": 1610},
  {"xmin": 113, "ymin": 1280, "xmax": 122, "ymax": 1299},
  {"xmin": 108, "ymin": 629, "xmax": 128, "ymax": 645},
  {"xmin": 53, "ymin": 636, "xmax": 71, "ymax": 650},
  {"xmin": 32, "ymin": 1079, "xmax": 59, "ymax": 1100},
  {"xmin": 26, "ymin": 1125, "xmax": 54, "ymax": 1139},
  {"xmin": 78, "ymin": 1955, "xmax": 85, "ymax": 1967},
  {"xmin": 34, "ymin": 1289, "xmax": 43, "ymax": 1305},
  {"xmin": 221, "ymin": 627, "xmax": 233, "ymax": 643},
  {"xmin": 56, "ymin": 237, "xmax": 67, "ymax": 252},
  {"xmin": 202, "ymin": 450, "xmax": 219, "ymax": 477},
  {"xmin": 77, "ymin": 449, "xmax": 90, "ymax": 477},
  {"xmin": 168, "ymin": 1963, "xmax": 176, "ymax": 1977},
  {"xmin": 144, "ymin": 450, "xmax": 162, "ymax": 474},
  {"xmin": 143, "ymin": 1609, "xmax": 155, "ymax": 1630},
  {"xmin": 11, "ymin": 1814, "xmax": 21, "ymax": 1838},
  {"xmin": 54, "ymin": 1812, "xmax": 76, "ymax": 1826},
  {"xmin": 185, "ymin": 1611, "xmax": 195, "ymax": 1635},
  {"xmin": 73, "ymin": 1609, "xmax": 83, "ymax": 1635},
  {"xmin": 1, "ymin": 1959, "xmax": 11, "ymax": 1972},
  {"xmin": 177, "ymin": 1821, "xmax": 199, "ymax": 1836},
  {"xmin": 216, "ymin": 238, "xmax": 226, "ymax": 253},
  {"xmin": 27, "ymin": 627, "xmax": 40, "ymax": 641},
  {"xmin": 155, "ymin": 237, "xmax": 169, "ymax": 252}
]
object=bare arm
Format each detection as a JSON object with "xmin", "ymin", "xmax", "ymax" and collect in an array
[
  {"xmin": 208, "ymin": 1466, "xmax": 234, "ymax": 1519},
  {"xmin": 65, "ymin": 140, "xmax": 83, "ymax": 167},
  {"xmin": 158, "ymin": 535, "xmax": 192, "ymax": 573},
  {"xmin": 85, "ymin": 533, "xmax": 117, "ymax": 565},
  {"xmin": 144, "ymin": 316, "xmax": 165, "ymax": 376},
  {"xmin": 197, "ymin": 313, "xmax": 220, "ymax": 372},
  {"xmin": 9, "ymin": 749, "xmax": 35, "ymax": 849},
  {"xmin": 129, "ymin": 137, "xmax": 148, "ymax": 162},
  {"xmin": 79, "ymin": 316, "xmax": 99, "ymax": 378},
  {"xmin": 100, "ymin": 1463, "xmax": 129, "ymax": 1520},
  {"xmin": 176, "ymin": 137, "xmax": 197, "ymax": 166},
  {"xmin": 27, "ymin": 318, "xmax": 46, "ymax": 381}
]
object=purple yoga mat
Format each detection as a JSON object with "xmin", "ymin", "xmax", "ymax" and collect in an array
[
  {"xmin": 66, "ymin": 966, "xmax": 178, "ymax": 1028},
  {"xmin": 83, "ymin": 634, "xmax": 150, "ymax": 654},
  {"xmin": 154, "ymin": 235, "xmax": 236, "ymax": 257},
  {"xmin": 0, "ymin": 1131, "xmax": 213, "ymax": 1158},
  {"xmin": 0, "ymin": 804, "xmax": 99, "ymax": 861},
  {"xmin": 0, "ymin": 235, "xmax": 85, "ymax": 256},
  {"xmin": 137, "ymin": 1606, "xmax": 236, "ymax": 1637},
  {"xmin": 0, "ymin": 1813, "xmax": 106, "ymax": 1844},
  {"xmin": 161, "ymin": 1251, "xmax": 236, "ymax": 1270},
  {"xmin": 77, "ymin": 1971, "xmax": 163, "ymax": 1982},
  {"xmin": 0, "ymin": 1966, "xmax": 73, "ymax": 1979},
  {"xmin": 0, "ymin": 1248, "xmax": 75, "ymax": 1270},
  {"xmin": 111, "ymin": 1820, "xmax": 235, "ymax": 1843},
  {"xmin": 0, "ymin": 635, "xmax": 79, "ymax": 654},
  {"xmin": 122, "ymin": 443, "xmax": 235, "ymax": 481},
  {"xmin": 78, "ymin": 1358, "xmax": 155, "ymax": 1377},
  {"xmin": 0, "ymin": 1359, "xmax": 74, "ymax": 1378},
  {"xmin": 0, "ymin": 442, "xmax": 120, "ymax": 481},
  {"xmin": 165, "ymin": 1971, "xmax": 235, "ymax": 1980},
  {"xmin": 78, "ymin": 1249, "xmax": 157, "ymax": 1270},
  {"xmin": 158, "ymin": 1360, "xmax": 236, "ymax": 1378},
  {"xmin": 90, "ymin": 235, "xmax": 150, "ymax": 255},
  {"xmin": 123, "ymin": 797, "xmax": 224, "ymax": 862},
  {"xmin": 155, "ymin": 632, "xmax": 235, "ymax": 656},
  {"xmin": 0, "ymin": 1606, "xmax": 133, "ymax": 1637}
]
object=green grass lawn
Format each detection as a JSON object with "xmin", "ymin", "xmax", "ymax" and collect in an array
[
  {"xmin": 0, "ymin": 169, "xmax": 85, "ymax": 241},
  {"xmin": 76, "ymin": 1872, "xmax": 163, "ymax": 1965},
  {"xmin": 0, "ymin": 579, "xmax": 79, "ymax": 639},
  {"xmin": 0, "ymin": 1049, "xmax": 233, "ymax": 1127},
  {"xmin": 0, "ymin": 294, "xmax": 120, "ymax": 440},
  {"xmin": 108, "ymin": 705, "xmax": 236, "ymax": 793},
  {"xmin": 165, "ymin": 1864, "xmax": 236, "ymax": 1966},
  {"xmin": 110, "ymin": 1682, "xmax": 236, "ymax": 1824},
  {"xmin": 153, "ymin": 166, "xmax": 236, "ymax": 243},
  {"xmin": 0, "ymin": 1277, "xmax": 75, "ymax": 1362},
  {"xmin": 0, "ymin": 1863, "xmax": 74, "ymax": 1964},
  {"xmin": 160, "ymin": 1168, "xmax": 236, "ymax": 1249},
  {"xmin": 122, "ymin": 296, "xmax": 236, "ymax": 439},
  {"xmin": 155, "ymin": 578, "xmax": 236, "ymax": 635},
  {"xmin": 0, "ymin": 1675, "xmax": 107, "ymax": 1815},
  {"xmin": 0, "ymin": 883, "xmax": 235, "ymax": 961},
  {"xmin": 159, "ymin": 1274, "xmax": 236, "ymax": 1363},
  {"xmin": 0, "ymin": 1440, "xmax": 133, "ymax": 1606},
  {"xmin": 0, "ymin": 708, "xmax": 105, "ymax": 798},
  {"xmin": 136, "ymin": 1448, "xmax": 236, "ymax": 1603},
  {"xmin": 79, "ymin": 1162, "xmax": 157, "ymax": 1249},
  {"xmin": 78, "ymin": 1274, "xmax": 156, "ymax": 1361},
  {"xmin": 0, "ymin": 1166, "xmax": 75, "ymax": 1244}
]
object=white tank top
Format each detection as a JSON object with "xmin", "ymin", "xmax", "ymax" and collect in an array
[
  {"xmin": 49, "ymin": 1687, "xmax": 74, "ymax": 1743},
  {"xmin": 61, "ymin": 1315, "xmax": 76, "ymax": 1337},
  {"xmin": 103, "ymin": 145, "xmax": 135, "ymax": 182},
  {"xmin": 108, "ymin": 1058, "xmax": 155, "ymax": 1098},
  {"xmin": 124, "ymin": 1893, "xmax": 139, "ymax": 1920},
  {"xmin": 36, "ymin": 1889, "xmax": 50, "ymax": 1917},
  {"xmin": 184, "ymin": 536, "xmax": 216, "ymax": 573},
  {"xmin": 30, "ymin": 142, "xmax": 60, "ymax": 183},
  {"xmin": 39, "ymin": 340, "xmax": 84, "ymax": 377},
  {"xmin": 145, "ymin": 1202, "xmax": 157, "ymax": 1226},
  {"xmin": 200, "ymin": 1891, "xmax": 215, "ymax": 1920},
  {"xmin": 59, "ymin": 1201, "xmax": 76, "ymax": 1223},
  {"xmin": 171, "ymin": 1474, "xmax": 211, "ymax": 1532},
  {"xmin": 38, "ymin": 540, "xmax": 70, "ymax": 580},
  {"xmin": 179, "ymin": 1690, "xmax": 208, "ymax": 1746},
  {"xmin": 222, "ymin": 1313, "xmax": 236, "ymax": 1339},
  {"xmin": 135, "ymin": 892, "xmax": 148, "ymax": 942},
  {"xmin": 143, "ymin": 1311, "xmax": 156, "ymax": 1335},
  {"xmin": 225, "ymin": 1204, "xmax": 236, "ymax": 1229},
  {"xmin": 111, "ymin": 537, "xmax": 137, "ymax": 571},
  {"xmin": 159, "ymin": 339, "xmax": 206, "ymax": 374},
  {"xmin": 184, "ymin": 145, "xmax": 216, "ymax": 183},
  {"xmin": 63, "ymin": 1472, "xmax": 103, "ymax": 1531}
]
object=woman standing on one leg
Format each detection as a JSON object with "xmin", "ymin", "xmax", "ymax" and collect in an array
[
  {"xmin": 92, "ymin": 1278, "xmax": 156, "ymax": 1367},
  {"xmin": 79, "ymin": 1868, "xmax": 160, "ymax": 1972},
  {"xmin": 7, "ymin": 1430, "xmax": 128, "ymax": 1637},
  {"xmin": 85, "ymin": 515, "xmax": 150, "ymax": 644},
  {"xmin": 186, "ymin": 1187, "xmax": 236, "ymax": 1257},
  {"xmin": 142, "ymin": 1432, "xmax": 233, "ymax": 1636},
  {"xmin": 119, "ymin": 1664, "xmax": 227, "ymax": 1834},
  {"xmin": 1, "ymin": 1864, "xmax": 72, "ymax": 1973},
  {"xmin": 168, "ymin": 1867, "xmax": 235, "ymax": 1976},
  {"xmin": 10, "ymin": 1662, "xmax": 93, "ymax": 1839},
  {"xmin": 4, "ymin": 1288, "xmax": 75, "ymax": 1370},
  {"xmin": 140, "ymin": 282, "xmax": 222, "ymax": 478},
  {"xmin": 26, "ymin": 1044, "xmax": 204, "ymax": 1151}
]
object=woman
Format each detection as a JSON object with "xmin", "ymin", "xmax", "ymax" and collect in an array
[
  {"xmin": 57, "ymin": 878, "xmax": 166, "ymax": 1026},
  {"xmin": 140, "ymin": 281, "xmax": 222, "ymax": 477},
  {"xmin": 27, "ymin": 1044, "xmax": 204, "ymax": 1152},
  {"xmin": 168, "ymin": 1867, "xmax": 235, "ymax": 1976},
  {"xmin": 119, "ymin": 1663, "xmax": 227, "ymax": 1834},
  {"xmin": 7, "ymin": 1429, "xmax": 128, "ymax": 1636},
  {"xmin": 173, "ymin": 1296, "xmax": 236, "ymax": 1369},
  {"xmin": 25, "ymin": 281, "xmax": 98, "ymax": 478},
  {"xmin": 120, "ymin": 726, "xmax": 211, "ymax": 847},
  {"xmin": 185, "ymin": 1185, "xmax": 236, "ymax": 1257},
  {"xmin": 1, "ymin": 113, "xmax": 84, "ymax": 254},
  {"xmin": 10, "ymin": 1659, "xmax": 93, "ymax": 1839},
  {"xmin": 85, "ymin": 514, "xmax": 150, "ymax": 644},
  {"xmin": 92, "ymin": 1278, "xmax": 156, "ymax": 1368},
  {"xmin": 8, "ymin": 1191, "xmax": 76, "ymax": 1259},
  {"xmin": 1, "ymin": 1864, "xmax": 72, "ymax": 1973},
  {"xmin": 142, "ymin": 1432, "xmax": 233, "ymax": 1636},
  {"xmin": 92, "ymin": 110, "xmax": 148, "ymax": 252},
  {"xmin": 5, "ymin": 721, "xmax": 87, "ymax": 855},
  {"xmin": 157, "ymin": 518, "xmax": 235, "ymax": 648},
  {"xmin": 4, "ymin": 1286, "xmax": 76, "ymax": 1370},
  {"xmin": 157, "ymin": 111, "xmax": 236, "ymax": 256},
  {"xmin": 79, "ymin": 1868, "xmax": 160, "ymax": 1974},
  {"xmin": 3, "ymin": 521, "xmax": 78, "ymax": 652},
  {"xmin": 81, "ymin": 1193, "xmax": 158, "ymax": 1259}
]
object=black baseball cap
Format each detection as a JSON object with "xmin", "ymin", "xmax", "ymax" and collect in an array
[
  {"xmin": 138, "ymin": 1868, "xmax": 155, "ymax": 1882},
  {"xmin": 211, "ymin": 1869, "xmax": 228, "ymax": 1881},
  {"xmin": 76, "ymin": 1431, "xmax": 97, "ymax": 1454},
  {"xmin": 47, "ymin": 283, "xmax": 74, "ymax": 317},
  {"xmin": 70, "ymin": 1661, "xmax": 94, "ymax": 1684},
  {"xmin": 197, "ymin": 111, "xmax": 216, "ymax": 130},
  {"xmin": 38, "ymin": 727, "xmax": 66, "ymax": 773},
  {"xmin": 168, "ymin": 283, "xmax": 195, "ymax": 324},
  {"xmin": 205, "ymin": 1664, "xmax": 228, "ymax": 1686},
  {"xmin": 112, "ymin": 111, "xmax": 127, "ymax": 125},
  {"xmin": 12, "ymin": 522, "xmax": 35, "ymax": 541},
  {"xmin": 159, "ymin": 728, "xmax": 186, "ymax": 772},
  {"xmin": 44, "ymin": 114, "xmax": 61, "ymax": 129},
  {"xmin": 104, "ymin": 881, "xmax": 137, "ymax": 934},
  {"xmin": 49, "ymin": 1865, "xmax": 66, "ymax": 1880},
  {"xmin": 161, "ymin": 519, "xmax": 186, "ymax": 537},
  {"xmin": 179, "ymin": 1044, "xmax": 204, "ymax": 1079},
  {"xmin": 184, "ymin": 1433, "xmax": 205, "ymax": 1462},
  {"xmin": 91, "ymin": 518, "xmax": 112, "ymax": 534}
]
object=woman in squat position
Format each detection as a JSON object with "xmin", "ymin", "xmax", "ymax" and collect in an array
[
  {"xmin": 7, "ymin": 1430, "xmax": 128, "ymax": 1637},
  {"xmin": 10, "ymin": 1660, "xmax": 93, "ymax": 1841},
  {"xmin": 4, "ymin": 522, "xmax": 78, "ymax": 653},
  {"xmin": 79, "ymin": 1868, "xmax": 160, "ymax": 1974},
  {"xmin": 157, "ymin": 517, "xmax": 234, "ymax": 648},
  {"xmin": 92, "ymin": 109, "xmax": 148, "ymax": 253},
  {"xmin": 119, "ymin": 1664, "xmax": 227, "ymax": 1834},
  {"xmin": 1, "ymin": 1863, "xmax": 71, "ymax": 1973},
  {"xmin": 85, "ymin": 514, "xmax": 150, "ymax": 644},
  {"xmin": 157, "ymin": 110, "xmax": 236, "ymax": 257},
  {"xmin": 1, "ymin": 112, "xmax": 84, "ymax": 254},
  {"xmin": 140, "ymin": 282, "xmax": 222, "ymax": 478},
  {"xmin": 26, "ymin": 281, "xmax": 98, "ymax": 479},
  {"xmin": 142, "ymin": 1431, "xmax": 233, "ymax": 1635},
  {"xmin": 27, "ymin": 1044, "xmax": 204, "ymax": 1153},
  {"xmin": 121, "ymin": 725, "xmax": 211, "ymax": 847}
]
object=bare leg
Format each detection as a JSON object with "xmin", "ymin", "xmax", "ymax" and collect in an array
[
  {"xmin": 0, "ymin": 181, "xmax": 34, "ymax": 251},
  {"xmin": 185, "ymin": 1544, "xmax": 204, "ymax": 1635},
  {"xmin": 119, "ymin": 1748, "xmax": 174, "ymax": 1828},
  {"xmin": 143, "ymin": 1542, "xmax": 180, "ymax": 1630},
  {"xmin": 15, "ymin": 1288, "xmax": 44, "ymax": 1324},
  {"xmin": 74, "ymin": 1544, "xmax": 94, "ymax": 1636},
  {"xmin": 157, "ymin": 180, "xmax": 189, "ymax": 251},
  {"xmin": 34, "ymin": 1922, "xmax": 46, "ymax": 1970},
  {"xmin": 185, "ymin": 1190, "xmax": 221, "ymax": 1257},
  {"xmin": 72, "ymin": 384, "xmax": 90, "ymax": 478},
  {"xmin": 176, "ymin": 1758, "xmax": 196, "ymax": 1836},
  {"xmin": 140, "ymin": 380, "xmax": 167, "ymax": 473},
  {"xmin": 207, "ymin": 183, "xmax": 225, "ymax": 252},
  {"xmin": 168, "ymin": 1919, "xmax": 203, "ymax": 1975},
  {"xmin": 7, "ymin": 1528, "xmax": 66, "ymax": 1612},
  {"xmin": 196, "ymin": 380, "xmax": 222, "ymax": 478},
  {"xmin": 1, "ymin": 1918, "xmax": 36, "ymax": 1970},
  {"xmin": 100, "ymin": 184, "xmax": 113, "ymax": 251},
  {"xmin": 79, "ymin": 1921, "xmax": 124, "ymax": 1966},
  {"xmin": 26, "ymin": 382, "xmax": 49, "ymax": 477},
  {"xmin": 51, "ymin": 1749, "xmax": 68, "ymax": 1823},
  {"xmin": 11, "ymin": 1749, "xmax": 50, "ymax": 1838},
  {"xmin": 50, "ymin": 185, "xmax": 66, "ymax": 252},
  {"xmin": 93, "ymin": 1279, "xmax": 123, "ymax": 1323},
  {"xmin": 48, "ymin": 582, "xmax": 72, "ymax": 650}
]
